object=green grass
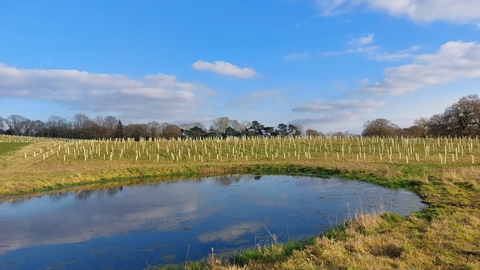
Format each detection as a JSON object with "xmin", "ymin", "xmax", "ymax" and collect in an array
[{"xmin": 0, "ymin": 142, "xmax": 31, "ymax": 155}]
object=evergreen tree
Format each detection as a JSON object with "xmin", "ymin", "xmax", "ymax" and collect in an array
[{"xmin": 114, "ymin": 120, "xmax": 125, "ymax": 139}]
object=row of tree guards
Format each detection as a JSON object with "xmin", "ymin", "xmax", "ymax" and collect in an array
[{"xmin": 2, "ymin": 134, "xmax": 478, "ymax": 165}]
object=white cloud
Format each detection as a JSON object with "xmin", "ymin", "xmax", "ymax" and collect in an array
[
  {"xmin": 197, "ymin": 222, "xmax": 261, "ymax": 243},
  {"xmin": 317, "ymin": 0, "xmax": 480, "ymax": 24},
  {"xmin": 316, "ymin": 0, "xmax": 349, "ymax": 16},
  {"xmin": 292, "ymin": 99, "xmax": 385, "ymax": 112},
  {"xmin": 292, "ymin": 111, "xmax": 359, "ymax": 125},
  {"xmin": 373, "ymin": 45, "xmax": 420, "ymax": 61},
  {"xmin": 192, "ymin": 60, "xmax": 256, "ymax": 78},
  {"xmin": 348, "ymin": 33, "xmax": 374, "ymax": 47},
  {"xmin": 345, "ymin": 45, "xmax": 381, "ymax": 57},
  {"xmin": 283, "ymin": 52, "xmax": 310, "ymax": 60},
  {"xmin": 291, "ymin": 99, "xmax": 385, "ymax": 127},
  {"xmin": 350, "ymin": 45, "xmax": 420, "ymax": 61},
  {"xmin": 0, "ymin": 64, "xmax": 206, "ymax": 122},
  {"xmin": 356, "ymin": 41, "xmax": 480, "ymax": 95},
  {"xmin": 319, "ymin": 51, "xmax": 342, "ymax": 57},
  {"xmin": 321, "ymin": 34, "xmax": 418, "ymax": 62}
]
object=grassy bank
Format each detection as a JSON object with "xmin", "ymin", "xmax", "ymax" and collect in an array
[
  {"xmin": 1, "ymin": 134, "xmax": 479, "ymax": 269},
  {"xmin": 193, "ymin": 164, "xmax": 480, "ymax": 269}
]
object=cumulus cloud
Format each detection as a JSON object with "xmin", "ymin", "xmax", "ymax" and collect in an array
[
  {"xmin": 192, "ymin": 60, "xmax": 256, "ymax": 78},
  {"xmin": 0, "ymin": 64, "xmax": 205, "ymax": 121},
  {"xmin": 283, "ymin": 52, "xmax": 310, "ymax": 60},
  {"xmin": 356, "ymin": 41, "xmax": 480, "ymax": 95},
  {"xmin": 316, "ymin": 0, "xmax": 480, "ymax": 24}
]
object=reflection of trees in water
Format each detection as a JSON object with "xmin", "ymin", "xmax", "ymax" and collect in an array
[
  {"xmin": 149, "ymin": 177, "xmax": 206, "ymax": 188},
  {"xmin": 76, "ymin": 186, "xmax": 123, "ymax": 200},
  {"xmin": 113, "ymin": 174, "xmax": 262, "ymax": 190},
  {"xmin": 76, "ymin": 190, "xmax": 95, "ymax": 200},
  {"xmin": 0, "ymin": 175, "xmax": 262, "ymax": 205},
  {"xmin": 106, "ymin": 186, "xmax": 122, "ymax": 196},
  {"xmin": 2, "ymin": 193, "xmax": 69, "ymax": 205},
  {"xmin": 147, "ymin": 175, "xmax": 258, "ymax": 187},
  {"xmin": 0, "ymin": 186, "xmax": 125, "ymax": 204},
  {"xmin": 49, "ymin": 192, "xmax": 68, "ymax": 202},
  {"xmin": 1, "ymin": 197, "xmax": 29, "ymax": 206},
  {"xmin": 213, "ymin": 174, "xmax": 254, "ymax": 186}
]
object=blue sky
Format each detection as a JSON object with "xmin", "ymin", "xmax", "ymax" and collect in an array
[{"xmin": 1, "ymin": 0, "xmax": 480, "ymax": 134}]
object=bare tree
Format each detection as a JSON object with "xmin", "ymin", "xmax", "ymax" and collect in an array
[
  {"xmin": 426, "ymin": 94, "xmax": 480, "ymax": 136},
  {"xmin": 47, "ymin": 115, "xmax": 71, "ymax": 138},
  {"xmin": 22, "ymin": 120, "xmax": 47, "ymax": 136},
  {"xmin": 47, "ymin": 115, "xmax": 62, "ymax": 137},
  {"xmin": 6, "ymin": 115, "xmax": 29, "ymax": 135},
  {"xmin": 427, "ymin": 114, "xmax": 450, "ymax": 136},
  {"xmin": 103, "ymin": 116, "xmax": 118, "ymax": 130},
  {"xmin": 211, "ymin": 117, "xmax": 231, "ymax": 136},
  {"xmin": 240, "ymin": 120, "xmax": 251, "ymax": 132},
  {"xmin": 124, "ymin": 123, "xmax": 148, "ymax": 141},
  {"xmin": 162, "ymin": 124, "xmax": 182, "ymax": 139},
  {"xmin": 22, "ymin": 119, "xmax": 36, "ymax": 136},
  {"xmin": 147, "ymin": 121, "xmax": 163, "ymax": 139},
  {"xmin": 0, "ymin": 116, "xmax": 5, "ymax": 132},
  {"xmin": 31, "ymin": 120, "xmax": 47, "ymax": 137},
  {"xmin": 73, "ymin": 114, "xmax": 90, "ymax": 130},
  {"xmin": 306, "ymin": 129, "xmax": 322, "ymax": 137},
  {"xmin": 362, "ymin": 118, "xmax": 399, "ymax": 137},
  {"xmin": 93, "ymin": 116, "xmax": 104, "ymax": 126},
  {"xmin": 445, "ymin": 94, "xmax": 480, "ymax": 136},
  {"xmin": 72, "ymin": 114, "xmax": 93, "ymax": 139},
  {"xmin": 228, "ymin": 119, "xmax": 242, "ymax": 133},
  {"xmin": 327, "ymin": 131, "xmax": 347, "ymax": 137},
  {"xmin": 413, "ymin": 117, "xmax": 430, "ymax": 137},
  {"xmin": 103, "ymin": 115, "xmax": 118, "ymax": 138}
]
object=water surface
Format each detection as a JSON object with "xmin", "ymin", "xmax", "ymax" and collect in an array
[{"xmin": 0, "ymin": 175, "xmax": 426, "ymax": 269}]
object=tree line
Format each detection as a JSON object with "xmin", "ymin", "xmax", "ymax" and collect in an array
[
  {"xmin": 1, "ymin": 94, "xmax": 478, "ymax": 139},
  {"xmin": 0, "ymin": 114, "xmax": 303, "ymax": 140},
  {"xmin": 362, "ymin": 94, "xmax": 480, "ymax": 137}
]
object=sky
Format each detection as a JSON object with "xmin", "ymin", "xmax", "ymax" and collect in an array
[{"xmin": 1, "ymin": 0, "xmax": 480, "ymax": 134}]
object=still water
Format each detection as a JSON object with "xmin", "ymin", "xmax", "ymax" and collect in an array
[{"xmin": 0, "ymin": 175, "xmax": 426, "ymax": 269}]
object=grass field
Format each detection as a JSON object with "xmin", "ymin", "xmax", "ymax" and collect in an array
[{"xmin": 0, "ymin": 134, "xmax": 479, "ymax": 269}]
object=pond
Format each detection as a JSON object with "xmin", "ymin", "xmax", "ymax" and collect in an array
[{"xmin": 0, "ymin": 175, "xmax": 426, "ymax": 269}]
